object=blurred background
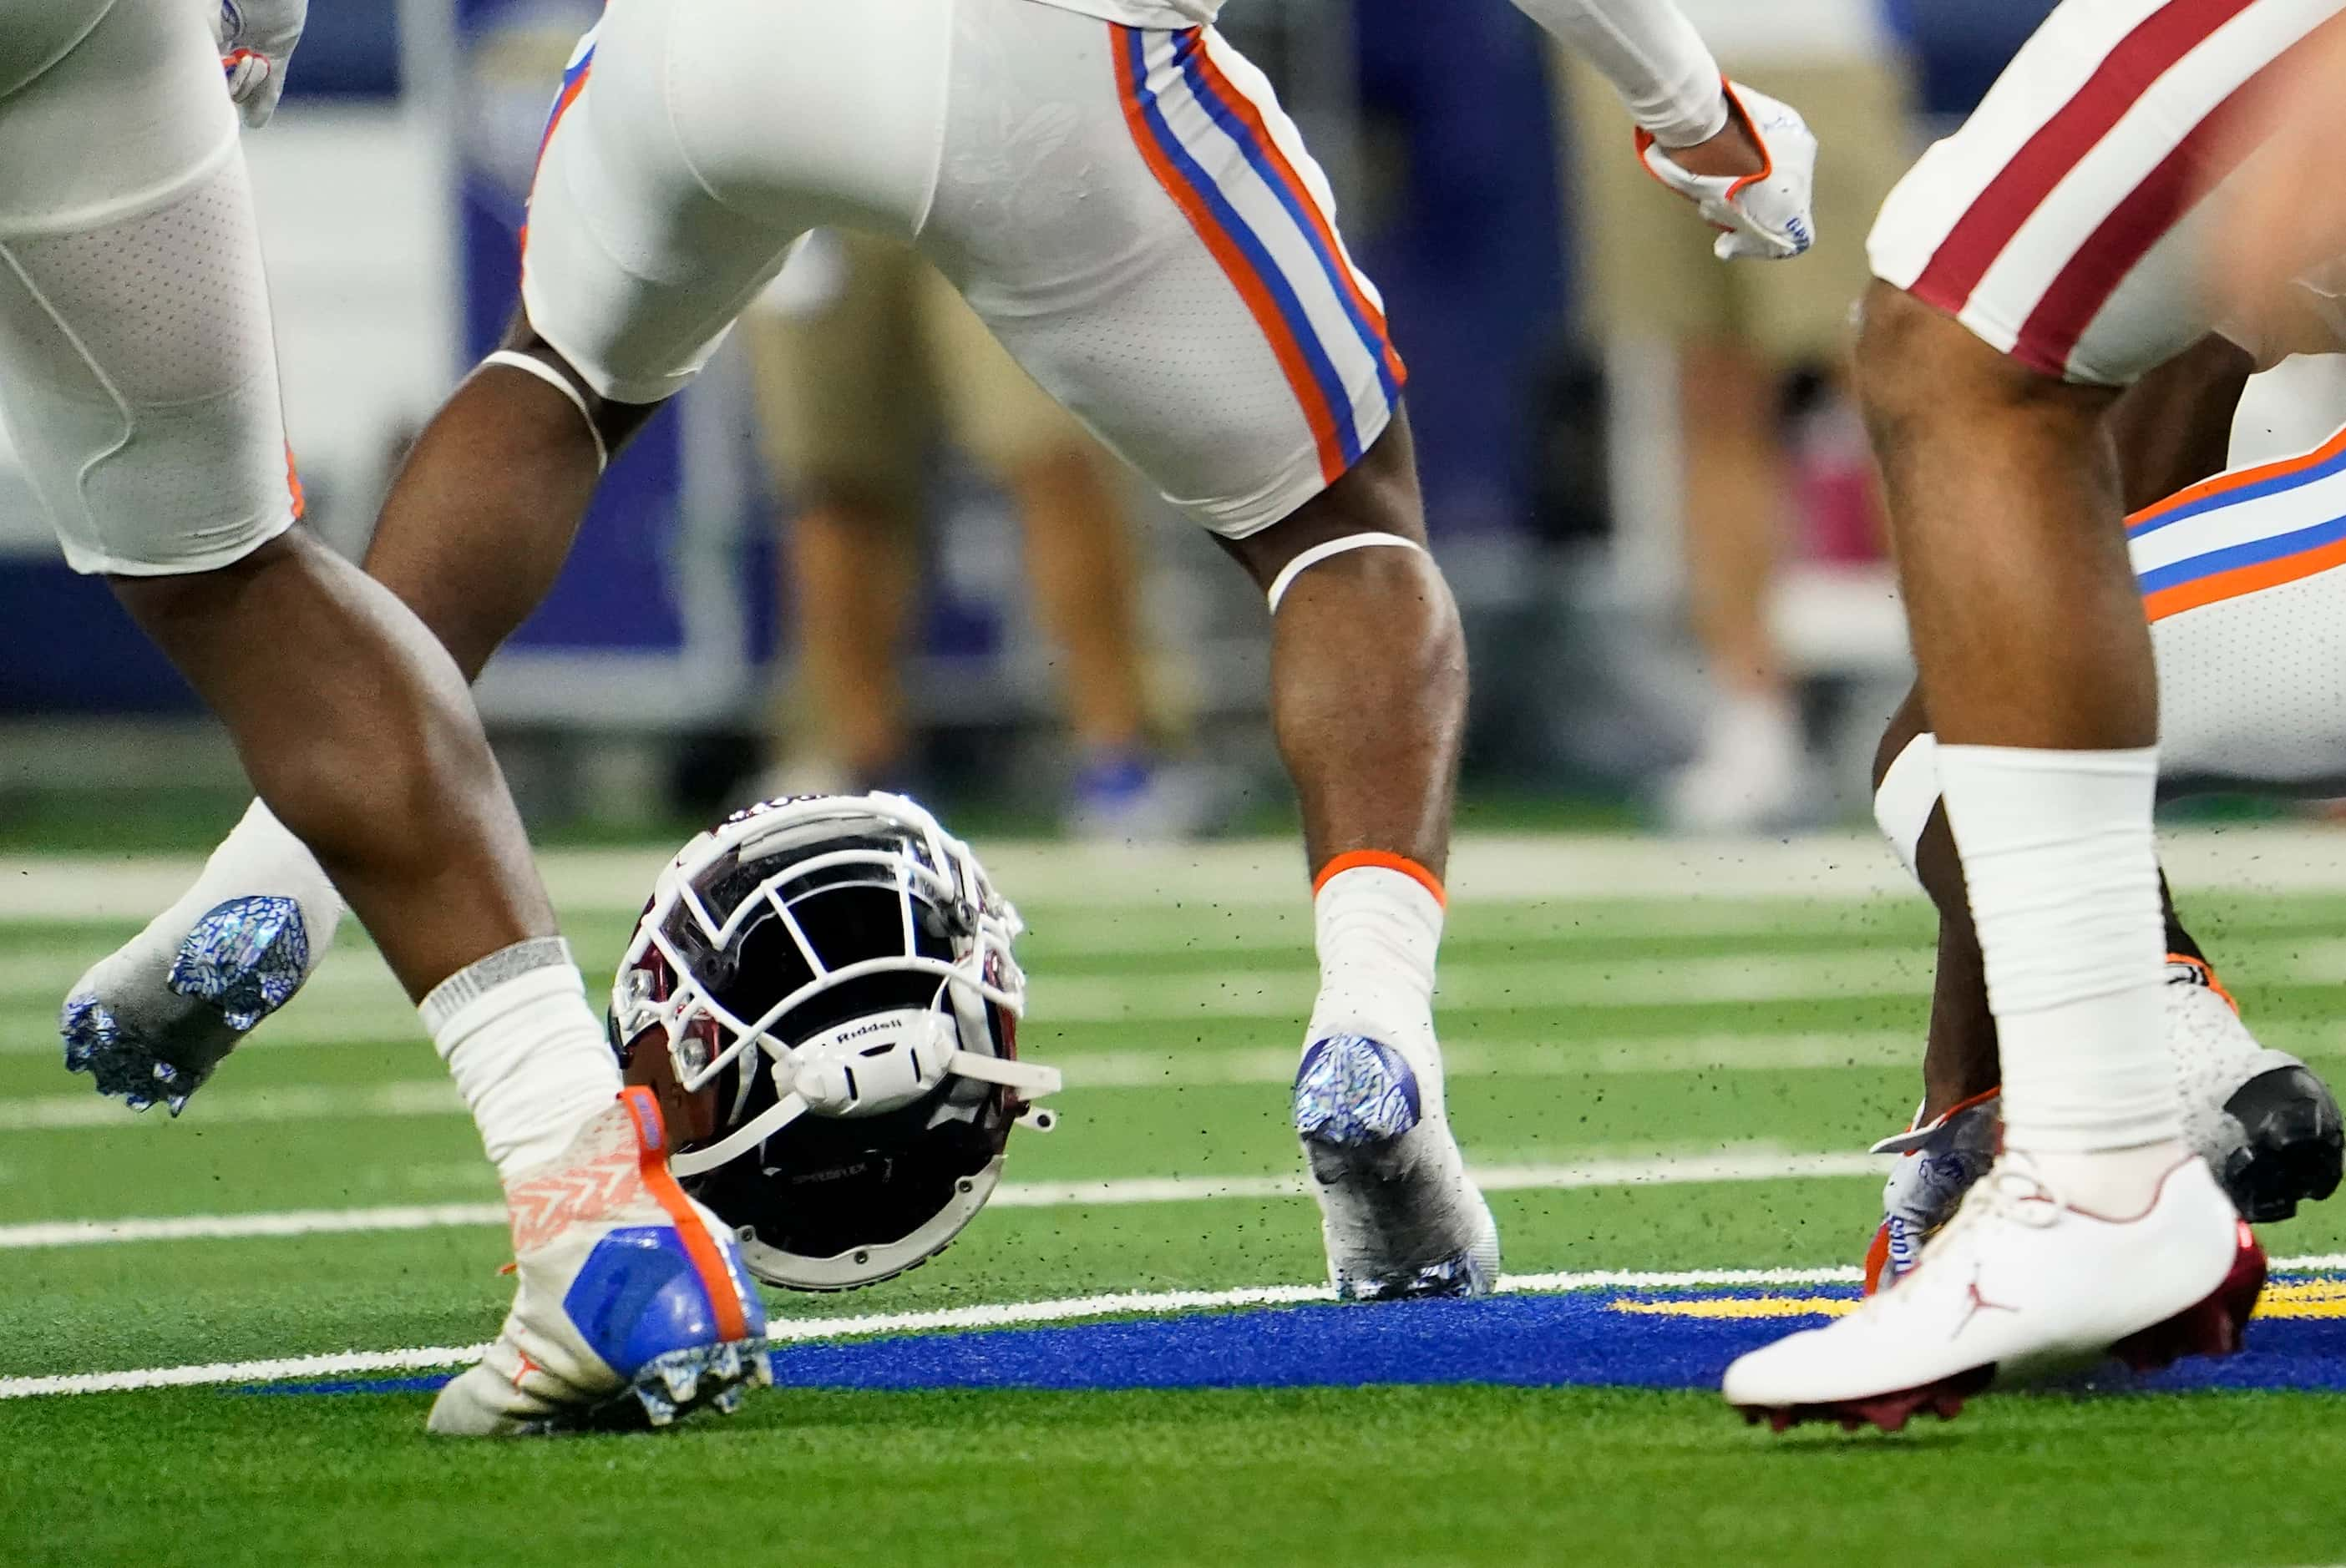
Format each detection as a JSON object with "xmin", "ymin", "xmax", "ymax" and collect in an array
[{"xmin": 0, "ymin": 0, "xmax": 2069, "ymax": 852}]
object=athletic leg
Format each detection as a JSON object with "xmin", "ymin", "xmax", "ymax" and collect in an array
[
  {"xmin": 1726, "ymin": 0, "xmax": 2346, "ymax": 1428},
  {"xmin": 8, "ymin": 0, "xmax": 765, "ymax": 1435},
  {"xmin": 917, "ymin": 13, "xmax": 1489, "ymax": 1295},
  {"xmin": 62, "ymin": 0, "xmax": 878, "ymax": 1074}
]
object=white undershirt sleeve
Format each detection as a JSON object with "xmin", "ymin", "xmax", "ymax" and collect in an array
[{"xmin": 1512, "ymin": 0, "xmax": 1730, "ymax": 149}]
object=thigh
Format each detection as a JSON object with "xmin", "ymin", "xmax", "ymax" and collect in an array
[
  {"xmin": 0, "ymin": 0, "xmax": 296, "ymax": 577},
  {"xmin": 926, "ymin": 4, "xmax": 1402, "ymax": 539},
  {"xmin": 520, "ymin": 0, "xmax": 950, "ymax": 406},
  {"xmin": 1868, "ymin": 0, "xmax": 2346, "ymax": 387},
  {"xmin": 746, "ymin": 231, "xmax": 930, "ymax": 502}
]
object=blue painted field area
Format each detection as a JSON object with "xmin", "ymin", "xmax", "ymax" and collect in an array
[
  {"xmin": 250, "ymin": 1278, "xmax": 2346, "ymax": 1399},
  {"xmin": 767, "ymin": 1284, "xmax": 2346, "ymax": 1396}
]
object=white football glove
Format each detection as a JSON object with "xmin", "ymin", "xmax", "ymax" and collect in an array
[
  {"xmin": 1638, "ymin": 81, "xmax": 1818, "ymax": 263},
  {"xmin": 210, "ymin": 0, "xmax": 307, "ymax": 129}
]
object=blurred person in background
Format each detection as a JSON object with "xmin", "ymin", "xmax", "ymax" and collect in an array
[
  {"xmin": 1558, "ymin": 0, "xmax": 1915, "ymax": 832},
  {"xmin": 746, "ymin": 231, "xmax": 1214, "ymax": 841}
]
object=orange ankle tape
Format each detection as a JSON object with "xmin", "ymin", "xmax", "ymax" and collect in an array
[{"xmin": 1312, "ymin": 850, "xmax": 1446, "ymax": 908}]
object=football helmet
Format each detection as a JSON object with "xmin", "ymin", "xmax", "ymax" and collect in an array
[{"xmin": 608, "ymin": 793, "xmax": 1058, "ymax": 1291}]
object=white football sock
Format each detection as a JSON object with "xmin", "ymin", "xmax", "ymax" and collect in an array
[
  {"xmin": 146, "ymin": 799, "xmax": 342, "ymax": 977},
  {"xmin": 421, "ymin": 938, "xmax": 623, "ymax": 1184},
  {"xmin": 1305, "ymin": 861, "xmax": 1446, "ymax": 1117},
  {"xmin": 1936, "ymin": 745, "xmax": 2181, "ymax": 1179}
]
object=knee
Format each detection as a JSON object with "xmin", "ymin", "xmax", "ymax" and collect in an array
[
  {"xmin": 1226, "ymin": 413, "xmax": 1430, "ymax": 599},
  {"xmin": 1852, "ymin": 281, "xmax": 2065, "ymax": 439},
  {"xmin": 1852, "ymin": 283, "xmax": 1952, "ymax": 433}
]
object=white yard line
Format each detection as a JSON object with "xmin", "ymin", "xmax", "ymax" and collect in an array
[
  {"xmin": 0, "ymin": 1080, "xmax": 464, "ymax": 1131},
  {"xmin": 0, "ymin": 1148, "xmax": 1885, "ymax": 1251},
  {"xmin": 0, "ymin": 948, "xmax": 1938, "ymax": 1043},
  {"xmin": 20, "ymin": 925, "xmax": 2346, "ymax": 1046},
  {"xmin": 17, "ymin": 1253, "xmax": 2346, "ymax": 1403},
  {"xmin": 0, "ymin": 1031, "xmax": 1923, "ymax": 1130},
  {"xmin": 10, "ymin": 824, "xmax": 2346, "ymax": 926}
]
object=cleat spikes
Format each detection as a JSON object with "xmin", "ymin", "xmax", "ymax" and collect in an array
[
  {"xmin": 634, "ymin": 1384, "xmax": 679, "ymax": 1428},
  {"xmin": 1735, "ymin": 1365, "xmax": 1995, "ymax": 1435},
  {"xmin": 166, "ymin": 896, "xmax": 310, "ymax": 1035},
  {"xmin": 165, "ymin": 1094, "xmax": 190, "ymax": 1117}
]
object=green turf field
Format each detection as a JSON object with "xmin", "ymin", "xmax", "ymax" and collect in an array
[{"xmin": 5, "ymin": 832, "xmax": 2346, "ymax": 1567}]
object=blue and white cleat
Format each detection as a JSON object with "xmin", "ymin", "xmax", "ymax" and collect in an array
[
  {"xmin": 428, "ymin": 1087, "xmax": 773, "ymax": 1437},
  {"xmin": 1293, "ymin": 1034, "xmax": 1500, "ymax": 1301},
  {"xmin": 60, "ymin": 894, "xmax": 312, "ymax": 1115}
]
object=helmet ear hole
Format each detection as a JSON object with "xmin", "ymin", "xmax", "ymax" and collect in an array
[{"xmin": 620, "ymin": 1023, "xmax": 723, "ymax": 1146}]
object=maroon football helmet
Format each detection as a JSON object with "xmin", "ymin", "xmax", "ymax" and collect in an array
[{"xmin": 608, "ymin": 793, "xmax": 1057, "ymax": 1290}]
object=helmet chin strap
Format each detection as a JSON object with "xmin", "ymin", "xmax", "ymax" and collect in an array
[
  {"xmin": 671, "ymin": 1089, "xmax": 808, "ymax": 1179},
  {"xmin": 667, "ymin": 1051, "xmax": 1062, "ymax": 1180}
]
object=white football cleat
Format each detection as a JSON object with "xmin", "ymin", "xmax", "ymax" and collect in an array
[
  {"xmin": 1862, "ymin": 957, "xmax": 2343, "ymax": 1290},
  {"xmin": 1293, "ymin": 1034, "xmax": 1499, "ymax": 1300},
  {"xmin": 60, "ymin": 893, "xmax": 314, "ymax": 1115},
  {"xmin": 428, "ymin": 1088, "xmax": 773, "ymax": 1437},
  {"xmin": 1731, "ymin": 1150, "xmax": 2265, "ymax": 1433}
]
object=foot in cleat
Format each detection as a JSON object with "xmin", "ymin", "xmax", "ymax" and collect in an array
[
  {"xmin": 1865, "ymin": 1090, "xmax": 2000, "ymax": 1292},
  {"xmin": 60, "ymin": 894, "xmax": 312, "ymax": 1115},
  {"xmin": 1862, "ymin": 962, "xmax": 2343, "ymax": 1287},
  {"xmin": 2164, "ymin": 956, "xmax": 2342, "ymax": 1222},
  {"xmin": 2217, "ymin": 1066, "xmax": 2344, "ymax": 1224},
  {"xmin": 428, "ymin": 1087, "xmax": 772, "ymax": 1437},
  {"xmin": 1295, "ymin": 1034, "xmax": 1500, "ymax": 1302},
  {"xmin": 1731, "ymin": 1149, "xmax": 2260, "ymax": 1434}
]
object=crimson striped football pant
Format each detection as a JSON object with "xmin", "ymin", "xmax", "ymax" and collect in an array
[{"xmin": 1868, "ymin": 0, "xmax": 2346, "ymax": 386}]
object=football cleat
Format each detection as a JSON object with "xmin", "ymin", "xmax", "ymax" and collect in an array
[
  {"xmin": 1862, "ymin": 957, "xmax": 2343, "ymax": 1289},
  {"xmin": 1730, "ymin": 1151, "xmax": 2263, "ymax": 1433},
  {"xmin": 428, "ymin": 1087, "xmax": 772, "ymax": 1437},
  {"xmin": 59, "ymin": 894, "xmax": 312, "ymax": 1115},
  {"xmin": 2163, "ymin": 956, "xmax": 2343, "ymax": 1223},
  {"xmin": 1863, "ymin": 1089, "xmax": 2000, "ymax": 1293},
  {"xmin": 1294, "ymin": 1034, "xmax": 1500, "ymax": 1301}
]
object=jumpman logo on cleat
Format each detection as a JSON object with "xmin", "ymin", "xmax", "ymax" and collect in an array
[{"xmin": 1952, "ymin": 1269, "xmax": 2019, "ymax": 1339}]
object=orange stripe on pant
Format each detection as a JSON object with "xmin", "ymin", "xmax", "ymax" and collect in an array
[
  {"xmin": 1186, "ymin": 37, "xmax": 1406, "ymax": 394},
  {"xmin": 1111, "ymin": 26, "xmax": 1347, "ymax": 486},
  {"xmin": 2142, "ymin": 534, "xmax": 2346, "ymax": 622}
]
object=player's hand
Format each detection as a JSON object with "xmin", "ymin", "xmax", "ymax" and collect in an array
[
  {"xmin": 1639, "ymin": 82, "xmax": 1817, "ymax": 262},
  {"xmin": 210, "ymin": 0, "xmax": 307, "ymax": 129}
]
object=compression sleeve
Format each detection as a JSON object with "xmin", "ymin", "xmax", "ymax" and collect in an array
[{"xmin": 1512, "ymin": 0, "xmax": 1729, "ymax": 149}]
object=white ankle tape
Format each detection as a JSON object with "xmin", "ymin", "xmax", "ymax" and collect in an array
[
  {"xmin": 478, "ymin": 350, "xmax": 608, "ymax": 473},
  {"xmin": 1265, "ymin": 533, "xmax": 1423, "ymax": 614},
  {"xmin": 1873, "ymin": 731, "xmax": 1940, "ymax": 883},
  {"xmin": 419, "ymin": 937, "xmax": 578, "ymax": 1035}
]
